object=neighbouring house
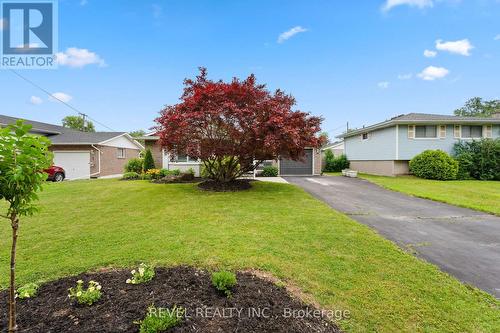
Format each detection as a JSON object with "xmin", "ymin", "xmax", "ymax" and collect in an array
[
  {"xmin": 142, "ymin": 132, "xmax": 322, "ymax": 176},
  {"xmin": 322, "ymin": 141, "xmax": 344, "ymax": 157},
  {"xmin": 321, "ymin": 140, "xmax": 345, "ymax": 170},
  {"xmin": 0, "ymin": 114, "xmax": 144, "ymax": 180},
  {"xmin": 338, "ymin": 113, "xmax": 500, "ymax": 176}
]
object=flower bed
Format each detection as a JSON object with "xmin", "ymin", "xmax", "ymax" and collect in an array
[{"xmin": 0, "ymin": 266, "xmax": 340, "ymax": 332}]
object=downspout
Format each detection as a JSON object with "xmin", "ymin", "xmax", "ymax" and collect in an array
[{"xmin": 90, "ymin": 144, "xmax": 101, "ymax": 177}]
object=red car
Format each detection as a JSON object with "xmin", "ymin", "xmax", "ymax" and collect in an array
[{"xmin": 45, "ymin": 165, "xmax": 65, "ymax": 182}]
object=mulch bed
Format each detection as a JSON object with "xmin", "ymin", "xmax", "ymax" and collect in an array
[
  {"xmin": 198, "ymin": 179, "xmax": 253, "ymax": 192},
  {"xmin": 0, "ymin": 266, "xmax": 340, "ymax": 333}
]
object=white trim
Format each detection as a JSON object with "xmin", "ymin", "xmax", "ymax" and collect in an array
[
  {"xmin": 90, "ymin": 144, "xmax": 101, "ymax": 177},
  {"xmin": 395, "ymin": 124, "xmax": 399, "ymax": 160},
  {"xmin": 312, "ymin": 148, "xmax": 316, "ymax": 175},
  {"xmin": 99, "ymin": 174, "xmax": 123, "ymax": 179},
  {"xmin": 98, "ymin": 133, "xmax": 144, "ymax": 150},
  {"xmin": 52, "ymin": 150, "xmax": 91, "ymax": 153}
]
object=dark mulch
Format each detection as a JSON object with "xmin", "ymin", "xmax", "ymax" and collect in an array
[
  {"xmin": 0, "ymin": 266, "xmax": 340, "ymax": 333},
  {"xmin": 198, "ymin": 179, "xmax": 253, "ymax": 192},
  {"xmin": 151, "ymin": 177, "xmax": 203, "ymax": 184}
]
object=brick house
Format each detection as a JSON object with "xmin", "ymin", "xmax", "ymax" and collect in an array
[
  {"xmin": 0, "ymin": 114, "xmax": 143, "ymax": 180},
  {"xmin": 142, "ymin": 132, "xmax": 322, "ymax": 176}
]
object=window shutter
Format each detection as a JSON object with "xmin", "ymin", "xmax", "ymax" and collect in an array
[
  {"xmin": 454, "ymin": 125, "xmax": 461, "ymax": 138},
  {"xmin": 484, "ymin": 125, "xmax": 492, "ymax": 138},
  {"xmin": 439, "ymin": 125, "xmax": 446, "ymax": 139},
  {"xmin": 408, "ymin": 125, "xmax": 415, "ymax": 139}
]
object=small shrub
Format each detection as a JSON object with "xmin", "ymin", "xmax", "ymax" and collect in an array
[
  {"xmin": 122, "ymin": 172, "xmax": 140, "ymax": 180},
  {"xmin": 137, "ymin": 305, "xmax": 184, "ymax": 333},
  {"xmin": 143, "ymin": 149, "xmax": 156, "ymax": 171},
  {"xmin": 126, "ymin": 263, "xmax": 155, "ymax": 285},
  {"xmin": 68, "ymin": 280, "xmax": 102, "ymax": 306},
  {"xmin": 159, "ymin": 168, "xmax": 182, "ymax": 177},
  {"xmin": 453, "ymin": 139, "xmax": 500, "ymax": 180},
  {"xmin": 323, "ymin": 151, "xmax": 350, "ymax": 172},
  {"xmin": 145, "ymin": 169, "xmax": 161, "ymax": 180},
  {"xmin": 16, "ymin": 283, "xmax": 39, "ymax": 299},
  {"xmin": 409, "ymin": 150, "xmax": 458, "ymax": 180},
  {"xmin": 211, "ymin": 271, "xmax": 237, "ymax": 297},
  {"xmin": 260, "ymin": 165, "xmax": 278, "ymax": 177},
  {"xmin": 125, "ymin": 158, "xmax": 144, "ymax": 173}
]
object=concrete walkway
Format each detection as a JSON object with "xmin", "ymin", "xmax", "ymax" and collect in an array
[
  {"xmin": 284, "ymin": 175, "xmax": 500, "ymax": 298},
  {"xmin": 254, "ymin": 176, "xmax": 288, "ymax": 183}
]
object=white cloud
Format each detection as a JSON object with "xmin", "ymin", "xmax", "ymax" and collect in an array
[
  {"xmin": 495, "ymin": 34, "xmax": 500, "ymax": 41},
  {"xmin": 417, "ymin": 66, "xmax": 449, "ymax": 80},
  {"xmin": 277, "ymin": 26, "xmax": 308, "ymax": 43},
  {"xmin": 423, "ymin": 49, "xmax": 437, "ymax": 58},
  {"xmin": 30, "ymin": 96, "xmax": 43, "ymax": 105},
  {"xmin": 55, "ymin": 47, "xmax": 106, "ymax": 68},
  {"xmin": 435, "ymin": 39, "xmax": 473, "ymax": 56},
  {"xmin": 49, "ymin": 92, "xmax": 73, "ymax": 103},
  {"xmin": 382, "ymin": 0, "xmax": 433, "ymax": 12},
  {"xmin": 377, "ymin": 81, "xmax": 390, "ymax": 89},
  {"xmin": 398, "ymin": 73, "xmax": 413, "ymax": 80}
]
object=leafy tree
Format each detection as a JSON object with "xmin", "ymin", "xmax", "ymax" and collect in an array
[
  {"xmin": 453, "ymin": 139, "xmax": 500, "ymax": 180},
  {"xmin": 323, "ymin": 150, "xmax": 349, "ymax": 172},
  {"xmin": 143, "ymin": 149, "xmax": 155, "ymax": 171},
  {"xmin": 155, "ymin": 68, "xmax": 324, "ymax": 184},
  {"xmin": 129, "ymin": 130, "xmax": 146, "ymax": 138},
  {"xmin": 129, "ymin": 130, "xmax": 146, "ymax": 145},
  {"xmin": 0, "ymin": 121, "xmax": 52, "ymax": 332},
  {"xmin": 454, "ymin": 97, "xmax": 500, "ymax": 118},
  {"xmin": 62, "ymin": 115, "xmax": 95, "ymax": 132}
]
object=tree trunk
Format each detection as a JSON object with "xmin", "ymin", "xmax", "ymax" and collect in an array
[{"xmin": 9, "ymin": 213, "xmax": 18, "ymax": 333}]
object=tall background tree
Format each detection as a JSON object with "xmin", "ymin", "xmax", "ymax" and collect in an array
[
  {"xmin": 0, "ymin": 121, "xmax": 53, "ymax": 332},
  {"xmin": 155, "ymin": 68, "xmax": 324, "ymax": 184},
  {"xmin": 454, "ymin": 97, "xmax": 500, "ymax": 117},
  {"xmin": 129, "ymin": 130, "xmax": 146, "ymax": 146},
  {"xmin": 62, "ymin": 115, "xmax": 95, "ymax": 132}
]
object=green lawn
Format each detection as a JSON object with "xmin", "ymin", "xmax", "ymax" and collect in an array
[
  {"xmin": 1, "ymin": 180, "xmax": 498, "ymax": 332},
  {"xmin": 358, "ymin": 174, "xmax": 500, "ymax": 215}
]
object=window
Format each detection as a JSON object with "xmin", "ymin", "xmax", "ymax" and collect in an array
[
  {"xmin": 408, "ymin": 125, "xmax": 415, "ymax": 138},
  {"xmin": 117, "ymin": 148, "xmax": 125, "ymax": 158},
  {"xmin": 439, "ymin": 125, "xmax": 446, "ymax": 138},
  {"xmin": 485, "ymin": 125, "xmax": 492, "ymax": 138},
  {"xmin": 170, "ymin": 154, "xmax": 198, "ymax": 163},
  {"xmin": 461, "ymin": 125, "xmax": 483, "ymax": 138},
  {"xmin": 415, "ymin": 125, "xmax": 437, "ymax": 138},
  {"xmin": 361, "ymin": 133, "xmax": 369, "ymax": 140}
]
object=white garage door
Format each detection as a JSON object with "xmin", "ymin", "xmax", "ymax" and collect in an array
[{"xmin": 53, "ymin": 151, "xmax": 91, "ymax": 180}]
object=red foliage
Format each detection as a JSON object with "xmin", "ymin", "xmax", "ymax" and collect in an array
[{"xmin": 155, "ymin": 68, "xmax": 324, "ymax": 177}]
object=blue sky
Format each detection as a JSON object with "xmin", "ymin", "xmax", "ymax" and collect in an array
[{"xmin": 1, "ymin": 0, "xmax": 499, "ymax": 138}]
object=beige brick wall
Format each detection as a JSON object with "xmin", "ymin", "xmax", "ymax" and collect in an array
[
  {"xmin": 97, "ymin": 145, "xmax": 141, "ymax": 176},
  {"xmin": 145, "ymin": 140, "xmax": 163, "ymax": 168},
  {"xmin": 313, "ymin": 148, "xmax": 321, "ymax": 175},
  {"xmin": 349, "ymin": 160, "xmax": 410, "ymax": 176}
]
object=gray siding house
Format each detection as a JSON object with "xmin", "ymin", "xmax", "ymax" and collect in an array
[{"xmin": 339, "ymin": 113, "xmax": 500, "ymax": 176}]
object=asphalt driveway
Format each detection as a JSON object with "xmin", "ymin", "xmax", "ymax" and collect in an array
[{"xmin": 284, "ymin": 175, "xmax": 500, "ymax": 298}]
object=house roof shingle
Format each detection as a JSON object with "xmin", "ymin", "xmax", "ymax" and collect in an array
[
  {"xmin": 0, "ymin": 114, "xmax": 127, "ymax": 144},
  {"xmin": 339, "ymin": 112, "xmax": 500, "ymax": 138}
]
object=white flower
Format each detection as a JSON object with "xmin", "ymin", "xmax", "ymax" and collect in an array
[
  {"xmin": 96, "ymin": 285, "xmax": 102, "ymax": 290},
  {"xmin": 131, "ymin": 270, "xmax": 136, "ymax": 275},
  {"xmin": 88, "ymin": 287, "xmax": 95, "ymax": 292},
  {"xmin": 126, "ymin": 279, "xmax": 132, "ymax": 284},
  {"xmin": 76, "ymin": 291, "xmax": 82, "ymax": 297},
  {"xmin": 138, "ymin": 267, "xmax": 145, "ymax": 276},
  {"xmin": 23, "ymin": 292, "xmax": 30, "ymax": 298},
  {"xmin": 77, "ymin": 280, "xmax": 83, "ymax": 284}
]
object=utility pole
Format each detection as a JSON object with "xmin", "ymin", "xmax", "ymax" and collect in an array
[
  {"xmin": 79, "ymin": 113, "xmax": 88, "ymax": 132},
  {"xmin": 346, "ymin": 121, "xmax": 349, "ymax": 132}
]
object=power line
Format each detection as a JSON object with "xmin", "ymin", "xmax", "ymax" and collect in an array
[{"xmin": 8, "ymin": 69, "xmax": 116, "ymax": 132}]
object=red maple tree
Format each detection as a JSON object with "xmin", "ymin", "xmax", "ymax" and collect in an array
[{"xmin": 155, "ymin": 68, "xmax": 324, "ymax": 183}]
